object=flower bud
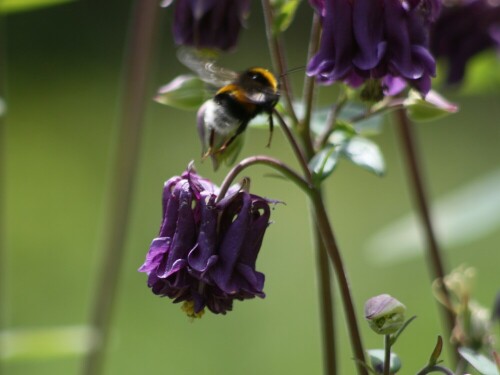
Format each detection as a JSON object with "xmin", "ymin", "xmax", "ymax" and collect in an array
[{"xmin": 365, "ymin": 294, "xmax": 407, "ymax": 335}]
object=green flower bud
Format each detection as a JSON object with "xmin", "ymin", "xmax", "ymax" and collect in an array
[{"xmin": 365, "ymin": 294, "xmax": 406, "ymax": 335}]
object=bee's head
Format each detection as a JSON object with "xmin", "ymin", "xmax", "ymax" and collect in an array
[{"xmin": 238, "ymin": 68, "xmax": 280, "ymax": 93}]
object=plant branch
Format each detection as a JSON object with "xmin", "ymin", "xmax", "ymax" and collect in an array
[
  {"xmin": 216, "ymin": 155, "xmax": 311, "ymax": 202},
  {"xmin": 384, "ymin": 335, "xmax": 391, "ymax": 375},
  {"xmin": 299, "ymin": 12, "xmax": 321, "ymax": 157},
  {"xmin": 394, "ymin": 108, "xmax": 457, "ymax": 361},
  {"xmin": 416, "ymin": 365, "xmax": 455, "ymax": 375},
  {"xmin": 261, "ymin": 0, "xmax": 298, "ymax": 124},
  {"xmin": 310, "ymin": 189, "xmax": 368, "ymax": 375},
  {"xmin": 81, "ymin": 2, "xmax": 160, "ymax": 375}
]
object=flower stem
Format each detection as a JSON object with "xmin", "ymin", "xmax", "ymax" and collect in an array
[
  {"xmin": 0, "ymin": 12, "xmax": 6, "ymax": 374},
  {"xmin": 217, "ymin": 155, "xmax": 311, "ymax": 201},
  {"xmin": 416, "ymin": 365, "xmax": 455, "ymax": 375},
  {"xmin": 301, "ymin": 15, "xmax": 338, "ymax": 374},
  {"xmin": 312, "ymin": 203, "xmax": 338, "ymax": 375},
  {"xmin": 384, "ymin": 335, "xmax": 391, "ymax": 375},
  {"xmin": 81, "ymin": 2, "xmax": 159, "ymax": 375},
  {"xmin": 261, "ymin": 0, "xmax": 298, "ymax": 124},
  {"xmin": 310, "ymin": 189, "xmax": 368, "ymax": 375},
  {"xmin": 394, "ymin": 109, "xmax": 457, "ymax": 360}
]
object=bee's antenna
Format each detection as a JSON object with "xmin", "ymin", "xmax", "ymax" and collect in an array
[{"xmin": 280, "ymin": 66, "xmax": 306, "ymax": 78}]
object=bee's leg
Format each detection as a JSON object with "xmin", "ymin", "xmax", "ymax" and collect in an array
[
  {"xmin": 202, "ymin": 129, "xmax": 216, "ymax": 160},
  {"xmin": 218, "ymin": 123, "xmax": 246, "ymax": 153},
  {"xmin": 266, "ymin": 113, "xmax": 274, "ymax": 148}
]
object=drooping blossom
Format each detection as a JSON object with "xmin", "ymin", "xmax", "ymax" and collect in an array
[
  {"xmin": 307, "ymin": 0, "xmax": 441, "ymax": 96},
  {"xmin": 162, "ymin": 0, "xmax": 251, "ymax": 52},
  {"xmin": 139, "ymin": 164, "xmax": 274, "ymax": 317},
  {"xmin": 431, "ymin": 0, "xmax": 500, "ymax": 85}
]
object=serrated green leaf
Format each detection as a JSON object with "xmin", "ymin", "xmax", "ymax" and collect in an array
[
  {"xmin": 366, "ymin": 349, "xmax": 402, "ymax": 373},
  {"xmin": 404, "ymin": 89, "xmax": 458, "ymax": 122},
  {"xmin": 458, "ymin": 347, "xmax": 500, "ymax": 375},
  {"xmin": 0, "ymin": 0, "xmax": 73, "ymax": 13},
  {"xmin": 309, "ymin": 145, "xmax": 340, "ymax": 184},
  {"xmin": 340, "ymin": 136, "xmax": 385, "ymax": 176},
  {"xmin": 272, "ymin": 0, "xmax": 301, "ymax": 34},
  {"xmin": 155, "ymin": 74, "xmax": 208, "ymax": 110}
]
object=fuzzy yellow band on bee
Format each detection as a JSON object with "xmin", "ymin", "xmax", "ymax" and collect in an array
[
  {"xmin": 247, "ymin": 67, "xmax": 279, "ymax": 92},
  {"xmin": 216, "ymin": 84, "xmax": 257, "ymax": 111}
]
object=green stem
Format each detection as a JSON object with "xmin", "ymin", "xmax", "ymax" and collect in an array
[
  {"xmin": 310, "ymin": 190, "xmax": 368, "ymax": 375},
  {"xmin": 394, "ymin": 109, "xmax": 457, "ymax": 361},
  {"xmin": 299, "ymin": 12, "xmax": 321, "ymax": 157},
  {"xmin": 312, "ymin": 200, "xmax": 338, "ymax": 375},
  {"xmin": 416, "ymin": 365, "xmax": 455, "ymax": 375},
  {"xmin": 261, "ymin": 0, "xmax": 299, "ymax": 124},
  {"xmin": 217, "ymin": 155, "xmax": 310, "ymax": 201},
  {"xmin": 384, "ymin": 335, "xmax": 391, "ymax": 375},
  {"xmin": 81, "ymin": 2, "xmax": 159, "ymax": 375},
  {"xmin": 0, "ymin": 9, "xmax": 6, "ymax": 374},
  {"xmin": 301, "ymin": 14, "xmax": 338, "ymax": 375}
]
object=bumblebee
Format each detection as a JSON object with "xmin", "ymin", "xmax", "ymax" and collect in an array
[{"xmin": 178, "ymin": 49, "xmax": 280, "ymax": 159}]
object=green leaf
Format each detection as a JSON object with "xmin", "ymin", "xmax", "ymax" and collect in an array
[
  {"xmin": 458, "ymin": 347, "xmax": 500, "ymax": 375},
  {"xmin": 403, "ymin": 89, "xmax": 458, "ymax": 122},
  {"xmin": 309, "ymin": 145, "xmax": 340, "ymax": 184},
  {"xmin": 155, "ymin": 74, "xmax": 208, "ymax": 110},
  {"xmin": 0, "ymin": 325, "xmax": 97, "ymax": 361},
  {"xmin": 308, "ymin": 103, "xmax": 384, "ymax": 137},
  {"xmin": 340, "ymin": 136, "xmax": 385, "ymax": 177},
  {"xmin": 366, "ymin": 349, "xmax": 402, "ymax": 374},
  {"xmin": 428, "ymin": 336, "xmax": 443, "ymax": 366},
  {"xmin": 0, "ymin": 0, "xmax": 73, "ymax": 13},
  {"xmin": 272, "ymin": 0, "xmax": 302, "ymax": 34}
]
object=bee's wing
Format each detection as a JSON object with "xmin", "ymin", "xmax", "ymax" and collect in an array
[{"xmin": 177, "ymin": 48, "xmax": 238, "ymax": 87}]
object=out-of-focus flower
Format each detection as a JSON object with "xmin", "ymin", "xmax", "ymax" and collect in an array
[
  {"xmin": 433, "ymin": 265, "xmax": 495, "ymax": 350},
  {"xmin": 431, "ymin": 0, "xmax": 500, "ymax": 85},
  {"xmin": 162, "ymin": 0, "xmax": 251, "ymax": 52},
  {"xmin": 307, "ymin": 0, "xmax": 440, "ymax": 97},
  {"xmin": 365, "ymin": 294, "xmax": 407, "ymax": 335},
  {"xmin": 139, "ymin": 164, "xmax": 274, "ymax": 317}
]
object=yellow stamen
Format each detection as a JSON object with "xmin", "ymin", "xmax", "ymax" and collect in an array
[{"xmin": 181, "ymin": 300, "xmax": 205, "ymax": 320}]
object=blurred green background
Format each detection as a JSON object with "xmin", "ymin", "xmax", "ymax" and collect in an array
[{"xmin": 2, "ymin": 1, "xmax": 500, "ymax": 374}]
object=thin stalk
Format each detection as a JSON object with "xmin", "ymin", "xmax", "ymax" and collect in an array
[
  {"xmin": 81, "ymin": 2, "xmax": 159, "ymax": 375},
  {"xmin": 310, "ymin": 190, "xmax": 368, "ymax": 375},
  {"xmin": 0, "ymin": 8, "xmax": 6, "ymax": 374},
  {"xmin": 313, "ymin": 205, "xmax": 337, "ymax": 375},
  {"xmin": 301, "ymin": 14, "xmax": 337, "ymax": 374},
  {"xmin": 299, "ymin": 12, "xmax": 321, "ymax": 157},
  {"xmin": 384, "ymin": 335, "xmax": 391, "ymax": 375},
  {"xmin": 217, "ymin": 155, "xmax": 310, "ymax": 201},
  {"xmin": 394, "ymin": 109, "xmax": 457, "ymax": 360},
  {"xmin": 261, "ymin": 0, "xmax": 298, "ymax": 124},
  {"xmin": 455, "ymin": 357, "xmax": 468, "ymax": 375},
  {"xmin": 416, "ymin": 365, "xmax": 455, "ymax": 375},
  {"xmin": 273, "ymin": 109, "xmax": 312, "ymax": 182}
]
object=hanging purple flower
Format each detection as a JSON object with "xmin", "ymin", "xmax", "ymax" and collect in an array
[
  {"xmin": 162, "ymin": 0, "xmax": 251, "ymax": 52},
  {"xmin": 431, "ymin": 0, "xmax": 500, "ymax": 85},
  {"xmin": 307, "ymin": 0, "xmax": 440, "ymax": 96},
  {"xmin": 139, "ymin": 164, "xmax": 274, "ymax": 317}
]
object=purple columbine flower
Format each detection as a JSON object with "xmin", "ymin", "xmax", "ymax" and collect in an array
[
  {"xmin": 431, "ymin": 0, "xmax": 500, "ymax": 85},
  {"xmin": 139, "ymin": 164, "xmax": 274, "ymax": 317},
  {"xmin": 307, "ymin": 0, "xmax": 440, "ymax": 97},
  {"xmin": 162, "ymin": 0, "xmax": 251, "ymax": 52}
]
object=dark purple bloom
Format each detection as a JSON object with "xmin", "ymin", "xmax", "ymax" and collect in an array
[
  {"xmin": 431, "ymin": 0, "xmax": 500, "ymax": 85},
  {"xmin": 163, "ymin": 0, "xmax": 251, "ymax": 52},
  {"xmin": 139, "ymin": 164, "xmax": 274, "ymax": 317},
  {"xmin": 307, "ymin": 0, "xmax": 440, "ymax": 96}
]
